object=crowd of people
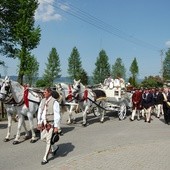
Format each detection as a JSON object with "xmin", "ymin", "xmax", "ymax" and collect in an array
[{"xmin": 130, "ymin": 86, "xmax": 170, "ymax": 124}]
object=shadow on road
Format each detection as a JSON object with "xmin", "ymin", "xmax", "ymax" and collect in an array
[
  {"xmin": 0, "ymin": 123, "xmax": 7, "ymax": 129},
  {"xmin": 49, "ymin": 142, "xmax": 75, "ymax": 161}
]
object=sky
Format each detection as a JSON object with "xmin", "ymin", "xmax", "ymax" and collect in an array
[{"xmin": 1, "ymin": 0, "xmax": 170, "ymax": 79}]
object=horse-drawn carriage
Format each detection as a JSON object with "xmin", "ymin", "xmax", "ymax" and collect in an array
[
  {"xmin": 93, "ymin": 82, "xmax": 132, "ymax": 120},
  {"xmin": 55, "ymin": 79, "xmax": 132, "ymax": 126}
]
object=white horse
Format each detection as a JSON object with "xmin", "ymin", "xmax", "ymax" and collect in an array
[
  {"xmin": 0, "ymin": 76, "xmax": 43, "ymax": 144},
  {"xmin": 55, "ymin": 82, "xmax": 80, "ymax": 124},
  {"xmin": 72, "ymin": 79, "xmax": 106, "ymax": 126}
]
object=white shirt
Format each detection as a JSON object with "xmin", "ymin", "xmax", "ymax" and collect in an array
[{"xmin": 37, "ymin": 96, "xmax": 61, "ymax": 128}]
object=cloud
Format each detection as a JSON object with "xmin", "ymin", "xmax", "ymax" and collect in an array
[
  {"xmin": 165, "ymin": 40, "xmax": 170, "ymax": 48},
  {"xmin": 35, "ymin": 0, "xmax": 62, "ymax": 22}
]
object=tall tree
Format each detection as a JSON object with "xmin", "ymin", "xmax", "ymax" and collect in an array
[
  {"xmin": 24, "ymin": 53, "xmax": 39, "ymax": 86},
  {"xmin": 92, "ymin": 49, "xmax": 110, "ymax": 84},
  {"xmin": 80, "ymin": 69, "xmax": 88, "ymax": 85},
  {"xmin": 68, "ymin": 47, "xmax": 83, "ymax": 81},
  {"xmin": 43, "ymin": 48, "xmax": 61, "ymax": 87},
  {"xmin": 0, "ymin": 0, "xmax": 41, "ymax": 84},
  {"xmin": 163, "ymin": 48, "xmax": 170, "ymax": 81},
  {"xmin": 129, "ymin": 57, "xmax": 139, "ymax": 86},
  {"xmin": 112, "ymin": 57, "xmax": 126, "ymax": 79}
]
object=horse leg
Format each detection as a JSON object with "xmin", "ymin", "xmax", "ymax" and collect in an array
[
  {"xmin": 100, "ymin": 106, "xmax": 105, "ymax": 123},
  {"xmin": 27, "ymin": 113, "xmax": 37, "ymax": 143},
  {"xmin": 67, "ymin": 105, "xmax": 75, "ymax": 124},
  {"xmin": 82, "ymin": 107, "xmax": 88, "ymax": 126},
  {"xmin": 22, "ymin": 119, "xmax": 30, "ymax": 140},
  {"xmin": 13, "ymin": 114, "xmax": 24, "ymax": 144},
  {"xmin": 4, "ymin": 113, "xmax": 12, "ymax": 142}
]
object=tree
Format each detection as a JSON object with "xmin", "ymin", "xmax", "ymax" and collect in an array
[
  {"xmin": 43, "ymin": 48, "xmax": 61, "ymax": 87},
  {"xmin": 92, "ymin": 49, "xmax": 110, "ymax": 84},
  {"xmin": 112, "ymin": 58, "xmax": 126, "ymax": 79},
  {"xmin": 0, "ymin": 0, "xmax": 41, "ymax": 84},
  {"xmin": 140, "ymin": 75, "xmax": 163, "ymax": 88},
  {"xmin": 129, "ymin": 57, "xmax": 139, "ymax": 86},
  {"xmin": 68, "ymin": 47, "xmax": 83, "ymax": 81},
  {"xmin": 163, "ymin": 48, "xmax": 170, "ymax": 81},
  {"xmin": 24, "ymin": 53, "xmax": 39, "ymax": 86},
  {"xmin": 79, "ymin": 69, "xmax": 88, "ymax": 85}
]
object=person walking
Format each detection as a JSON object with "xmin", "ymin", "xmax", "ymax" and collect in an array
[
  {"xmin": 154, "ymin": 88, "xmax": 164, "ymax": 118},
  {"xmin": 141, "ymin": 88, "xmax": 154, "ymax": 123},
  {"xmin": 37, "ymin": 87, "xmax": 61, "ymax": 165},
  {"xmin": 162, "ymin": 87, "xmax": 170, "ymax": 125},
  {"xmin": 130, "ymin": 88, "xmax": 143, "ymax": 121}
]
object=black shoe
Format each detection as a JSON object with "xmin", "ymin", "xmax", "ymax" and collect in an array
[
  {"xmin": 41, "ymin": 160, "xmax": 48, "ymax": 165},
  {"xmin": 52, "ymin": 146, "xmax": 59, "ymax": 156}
]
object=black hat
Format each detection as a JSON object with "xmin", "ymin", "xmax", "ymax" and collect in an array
[{"xmin": 51, "ymin": 133, "xmax": 59, "ymax": 145}]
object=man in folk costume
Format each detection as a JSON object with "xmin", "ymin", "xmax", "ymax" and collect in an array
[
  {"xmin": 37, "ymin": 87, "xmax": 61, "ymax": 165},
  {"xmin": 130, "ymin": 88, "xmax": 143, "ymax": 121},
  {"xmin": 154, "ymin": 88, "xmax": 164, "ymax": 118},
  {"xmin": 162, "ymin": 87, "xmax": 170, "ymax": 125},
  {"xmin": 141, "ymin": 88, "xmax": 154, "ymax": 123}
]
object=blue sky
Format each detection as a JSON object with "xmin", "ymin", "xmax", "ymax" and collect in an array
[{"xmin": 1, "ymin": 0, "xmax": 170, "ymax": 79}]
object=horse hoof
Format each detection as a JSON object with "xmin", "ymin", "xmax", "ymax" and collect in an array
[
  {"xmin": 30, "ymin": 139, "xmax": 37, "ymax": 143},
  {"xmin": 66, "ymin": 120, "xmax": 72, "ymax": 125},
  {"xmin": 100, "ymin": 120, "xmax": 104, "ymax": 123},
  {"xmin": 82, "ymin": 123, "xmax": 87, "ymax": 127},
  {"xmin": 13, "ymin": 141, "xmax": 20, "ymax": 145},
  {"xmin": 4, "ymin": 138, "xmax": 10, "ymax": 142}
]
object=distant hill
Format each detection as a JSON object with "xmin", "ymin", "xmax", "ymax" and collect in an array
[{"xmin": 1, "ymin": 76, "xmax": 144, "ymax": 85}]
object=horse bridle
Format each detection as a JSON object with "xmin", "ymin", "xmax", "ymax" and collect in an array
[
  {"xmin": 0, "ymin": 80, "xmax": 24, "ymax": 105},
  {"xmin": 0, "ymin": 80, "xmax": 13, "ymax": 100}
]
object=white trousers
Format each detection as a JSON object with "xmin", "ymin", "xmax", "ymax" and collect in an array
[
  {"xmin": 156, "ymin": 104, "xmax": 164, "ymax": 117},
  {"xmin": 131, "ymin": 108, "xmax": 140, "ymax": 120},
  {"xmin": 41, "ymin": 127, "xmax": 56, "ymax": 161},
  {"xmin": 144, "ymin": 107, "xmax": 152, "ymax": 122}
]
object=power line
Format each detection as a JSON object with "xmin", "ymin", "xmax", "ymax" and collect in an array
[{"xmin": 41, "ymin": 0, "xmax": 160, "ymax": 52}]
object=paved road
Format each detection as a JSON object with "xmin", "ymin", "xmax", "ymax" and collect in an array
[{"xmin": 0, "ymin": 112, "xmax": 170, "ymax": 170}]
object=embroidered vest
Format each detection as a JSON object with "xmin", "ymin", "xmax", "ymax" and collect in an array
[{"xmin": 40, "ymin": 97, "xmax": 56, "ymax": 122}]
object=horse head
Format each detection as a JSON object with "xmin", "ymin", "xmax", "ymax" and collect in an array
[
  {"xmin": 72, "ymin": 79, "xmax": 81, "ymax": 93},
  {"xmin": 0, "ymin": 77, "xmax": 24, "ymax": 103},
  {"xmin": 0, "ymin": 76, "xmax": 11, "ymax": 100}
]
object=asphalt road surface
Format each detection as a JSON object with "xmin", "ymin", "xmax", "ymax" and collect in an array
[{"xmin": 0, "ymin": 111, "xmax": 170, "ymax": 170}]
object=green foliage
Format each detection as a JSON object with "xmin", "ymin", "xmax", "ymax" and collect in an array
[
  {"xmin": 68, "ymin": 47, "xmax": 83, "ymax": 81},
  {"xmin": 43, "ymin": 48, "xmax": 61, "ymax": 87},
  {"xmin": 35, "ymin": 79, "xmax": 47, "ymax": 87},
  {"xmin": 0, "ymin": 0, "xmax": 41, "ymax": 84},
  {"xmin": 163, "ymin": 48, "xmax": 170, "ymax": 81},
  {"xmin": 92, "ymin": 49, "xmax": 110, "ymax": 84},
  {"xmin": 112, "ymin": 58, "xmax": 126, "ymax": 79},
  {"xmin": 129, "ymin": 57, "xmax": 139, "ymax": 86},
  {"xmin": 79, "ymin": 69, "xmax": 88, "ymax": 85},
  {"xmin": 24, "ymin": 54, "xmax": 39, "ymax": 86},
  {"xmin": 140, "ymin": 75, "xmax": 163, "ymax": 88}
]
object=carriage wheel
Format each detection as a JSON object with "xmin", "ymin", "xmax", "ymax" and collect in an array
[{"xmin": 118, "ymin": 102, "xmax": 127, "ymax": 120}]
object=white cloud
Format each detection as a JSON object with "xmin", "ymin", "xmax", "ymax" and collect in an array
[
  {"xmin": 35, "ymin": 0, "xmax": 62, "ymax": 22},
  {"xmin": 165, "ymin": 40, "xmax": 170, "ymax": 48}
]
